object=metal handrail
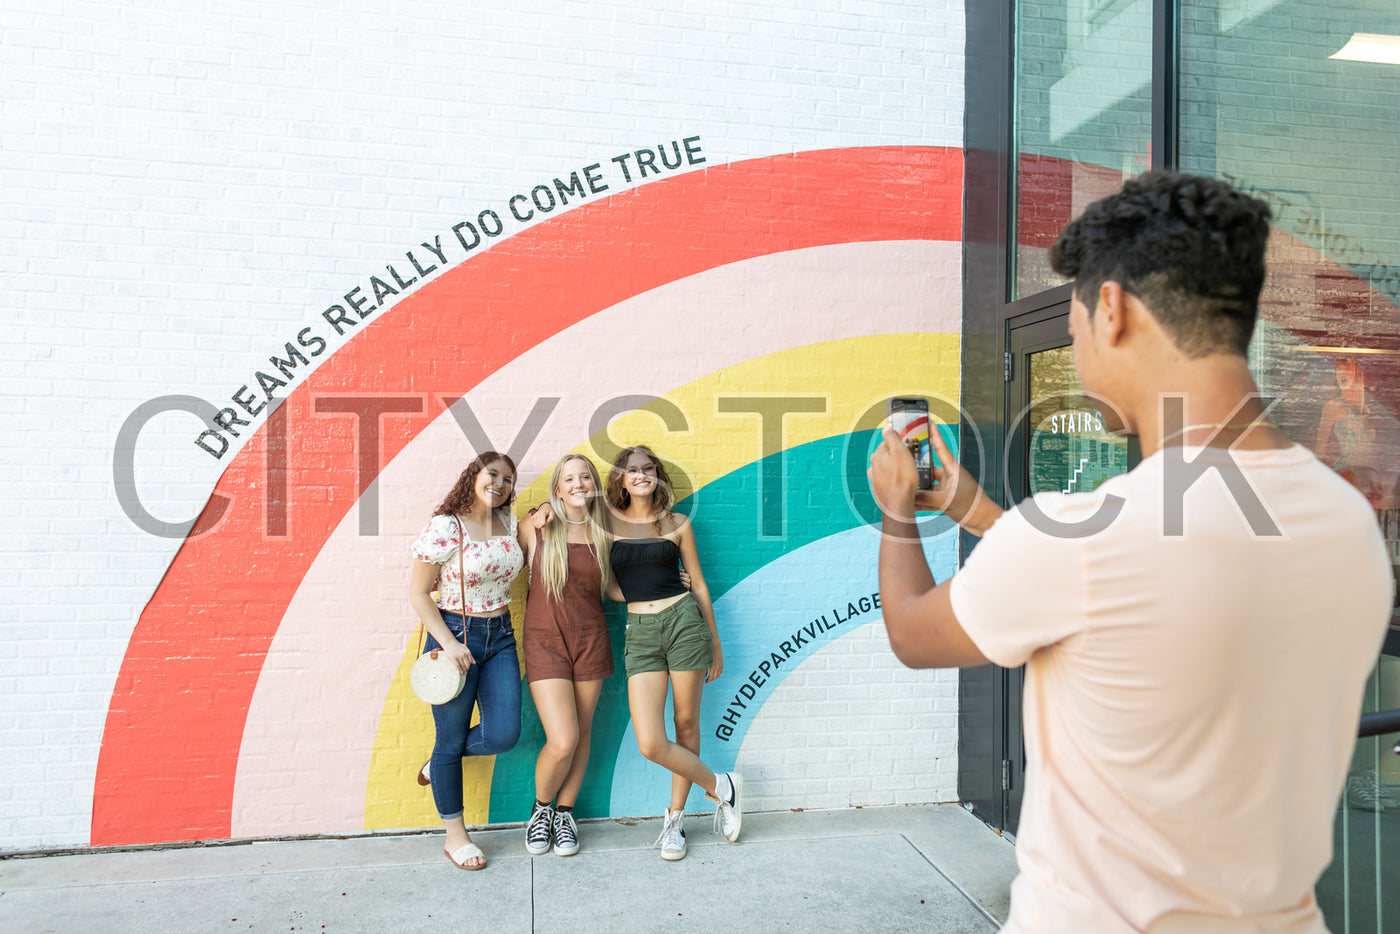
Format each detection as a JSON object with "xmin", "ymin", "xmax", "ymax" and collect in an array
[{"xmin": 1358, "ymin": 708, "xmax": 1400, "ymax": 746}]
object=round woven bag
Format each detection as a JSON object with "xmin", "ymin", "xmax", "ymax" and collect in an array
[{"xmin": 410, "ymin": 649, "xmax": 466, "ymax": 705}]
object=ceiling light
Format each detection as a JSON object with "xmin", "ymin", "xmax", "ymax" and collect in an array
[{"xmin": 1329, "ymin": 33, "xmax": 1400, "ymax": 66}]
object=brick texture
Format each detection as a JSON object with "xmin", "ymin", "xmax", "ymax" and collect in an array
[{"xmin": 0, "ymin": 0, "xmax": 966, "ymax": 850}]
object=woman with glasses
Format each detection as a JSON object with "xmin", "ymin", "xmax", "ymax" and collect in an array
[{"xmin": 605, "ymin": 445, "xmax": 743, "ymax": 860}]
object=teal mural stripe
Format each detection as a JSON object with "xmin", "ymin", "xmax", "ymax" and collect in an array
[{"xmin": 488, "ymin": 427, "xmax": 957, "ymax": 821}]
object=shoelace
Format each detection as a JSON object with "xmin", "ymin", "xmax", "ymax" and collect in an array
[
  {"xmin": 527, "ymin": 804, "xmax": 553, "ymax": 847},
  {"xmin": 653, "ymin": 811, "xmax": 683, "ymax": 849},
  {"xmin": 713, "ymin": 800, "xmax": 732, "ymax": 836},
  {"xmin": 553, "ymin": 811, "xmax": 578, "ymax": 848},
  {"xmin": 711, "ymin": 777, "xmax": 735, "ymax": 836}
]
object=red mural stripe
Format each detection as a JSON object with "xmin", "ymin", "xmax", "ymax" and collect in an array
[
  {"xmin": 92, "ymin": 146, "xmax": 963, "ymax": 845},
  {"xmin": 1013, "ymin": 153, "xmax": 1076, "ymax": 248}
]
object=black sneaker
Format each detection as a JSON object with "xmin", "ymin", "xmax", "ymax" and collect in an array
[
  {"xmin": 552, "ymin": 809, "xmax": 580, "ymax": 856},
  {"xmin": 525, "ymin": 801, "xmax": 553, "ymax": 856}
]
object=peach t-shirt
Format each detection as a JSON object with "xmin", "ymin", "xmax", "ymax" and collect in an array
[{"xmin": 951, "ymin": 443, "xmax": 1392, "ymax": 933}]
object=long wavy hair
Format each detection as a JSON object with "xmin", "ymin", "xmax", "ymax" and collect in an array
[
  {"xmin": 434, "ymin": 451, "xmax": 517, "ymax": 517},
  {"xmin": 606, "ymin": 445, "xmax": 674, "ymax": 533},
  {"xmin": 538, "ymin": 454, "xmax": 612, "ymax": 602}
]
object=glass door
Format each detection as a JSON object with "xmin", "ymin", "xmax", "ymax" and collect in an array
[{"xmin": 997, "ymin": 310, "xmax": 1133, "ymax": 833}]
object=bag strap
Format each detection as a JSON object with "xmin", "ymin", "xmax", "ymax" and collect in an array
[
  {"xmin": 415, "ymin": 514, "xmax": 470, "ymax": 657},
  {"xmin": 455, "ymin": 514, "xmax": 468, "ymax": 628}
]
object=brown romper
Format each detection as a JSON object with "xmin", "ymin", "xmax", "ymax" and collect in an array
[{"xmin": 523, "ymin": 540, "xmax": 615, "ymax": 683}]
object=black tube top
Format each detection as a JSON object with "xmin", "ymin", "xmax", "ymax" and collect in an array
[{"xmin": 610, "ymin": 538, "xmax": 685, "ymax": 602}]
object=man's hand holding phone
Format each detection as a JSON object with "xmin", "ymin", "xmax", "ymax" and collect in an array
[
  {"xmin": 916, "ymin": 427, "xmax": 999, "ymax": 535},
  {"xmin": 869, "ymin": 426, "xmax": 924, "ymax": 523},
  {"xmin": 869, "ymin": 408, "xmax": 1003, "ymax": 537}
]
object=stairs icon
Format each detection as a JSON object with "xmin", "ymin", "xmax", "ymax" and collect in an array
[{"xmin": 1064, "ymin": 457, "xmax": 1089, "ymax": 493}]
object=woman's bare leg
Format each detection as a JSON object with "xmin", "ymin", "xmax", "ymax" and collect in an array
[
  {"xmin": 667, "ymin": 668, "xmax": 707, "ymax": 810},
  {"xmin": 529, "ymin": 678, "xmax": 581, "ymax": 803},
  {"xmin": 555, "ymin": 679, "xmax": 604, "ymax": 808},
  {"xmin": 628, "ymin": 670, "xmax": 716, "ymax": 795}
]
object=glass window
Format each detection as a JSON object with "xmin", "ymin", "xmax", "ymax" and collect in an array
[
  {"xmin": 1027, "ymin": 344, "xmax": 1128, "ymax": 495},
  {"xmin": 1180, "ymin": 0, "xmax": 1400, "ymax": 501},
  {"xmin": 1179, "ymin": 4, "xmax": 1400, "ymax": 929},
  {"xmin": 1012, "ymin": 0, "xmax": 1155, "ymax": 300},
  {"xmin": 1316, "ymin": 660, "xmax": 1400, "ymax": 931}
]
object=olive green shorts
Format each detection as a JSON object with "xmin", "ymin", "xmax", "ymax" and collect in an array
[{"xmin": 623, "ymin": 592, "xmax": 714, "ymax": 677}]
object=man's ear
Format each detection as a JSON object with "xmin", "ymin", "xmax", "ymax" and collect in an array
[{"xmin": 1096, "ymin": 280, "xmax": 1128, "ymax": 346}]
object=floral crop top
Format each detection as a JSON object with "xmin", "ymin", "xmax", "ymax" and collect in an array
[{"xmin": 411, "ymin": 510, "xmax": 523, "ymax": 615}]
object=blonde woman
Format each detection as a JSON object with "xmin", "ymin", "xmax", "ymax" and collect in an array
[
  {"xmin": 518, "ymin": 454, "xmax": 616, "ymax": 857},
  {"xmin": 606, "ymin": 445, "xmax": 742, "ymax": 861}
]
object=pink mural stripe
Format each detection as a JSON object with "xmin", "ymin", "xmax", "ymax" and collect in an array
[
  {"xmin": 93, "ymin": 146, "xmax": 963, "ymax": 845},
  {"xmin": 231, "ymin": 241, "xmax": 961, "ymax": 834}
]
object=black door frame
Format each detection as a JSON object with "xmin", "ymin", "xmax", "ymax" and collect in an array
[
  {"xmin": 959, "ymin": 0, "xmax": 1179, "ymax": 833},
  {"xmin": 1004, "ymin": 309, "xmax": 1078, "ymax": 832},
  {"xmin": 960, "ymin": 308, "xmax": 1072, "ymax": 835}
]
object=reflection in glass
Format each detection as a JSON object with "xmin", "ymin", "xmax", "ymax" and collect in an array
[
  {"xmin": 1179, "ymin": 0, "xmax": 1400, "ymax": 501},
  {"xmin": 1012, "ymin": 0, "xmax": 1153, "ymax": 300},
  {"xmin": 1178, "ymin": 3, "xmax": 1400, "ymax": 929},
  {"xmin": 1027, "ymin": 345, "xmax": 1127, "ymax": 495},
  {"xmin": 1315, "ymin": 659, "xmax": 1400, "ymax": 933}
]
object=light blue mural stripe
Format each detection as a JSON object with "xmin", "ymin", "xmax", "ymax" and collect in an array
[{"xmin": 608, "ymin": 519, "xmax": 958, "ymax": 816}]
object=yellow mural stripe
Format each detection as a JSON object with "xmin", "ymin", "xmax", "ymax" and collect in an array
[
  {"xmin": 364, "ymin": 632, "xmax": 499, "ymax": 830},
  {"xmin": 567, "ymin": 333, "xmax": 960, "ymax": 498},
  {"xmin": 364, "ymin": 332, "xmax": 958, "ymax": 829}
]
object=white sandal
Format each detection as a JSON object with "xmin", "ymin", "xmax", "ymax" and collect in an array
[{"xmin": 444, "ymin": 842, "xmax": 486, "ymax": 870}]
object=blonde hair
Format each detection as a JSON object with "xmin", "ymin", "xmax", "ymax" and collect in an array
[{"xmin": 539, "ymin": 454, "xmax": 612, "ymax": 602}]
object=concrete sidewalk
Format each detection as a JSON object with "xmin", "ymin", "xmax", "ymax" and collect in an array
[{"xmin": 0, "ymin": 804, "xmax": 1017, "ymax": 933}]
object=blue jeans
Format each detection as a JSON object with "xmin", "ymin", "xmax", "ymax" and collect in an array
[{"xmin": 424, "ymin": 611, "xmax": 522, "ymax": 820}]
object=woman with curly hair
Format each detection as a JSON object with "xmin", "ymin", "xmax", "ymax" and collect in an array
[
  {"xmin": 606, "ymin": 445, "xmax": 743, "ymax": 861},
  {"xmin": 408, "ymin": 451, "xmax": 525, "ymax": 871}
]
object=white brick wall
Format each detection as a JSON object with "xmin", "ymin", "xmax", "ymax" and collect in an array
[
  {"xmin": 736, "ymin": 623, "xmax": 959, "ymax": 810},
  {"xmin": 0, "ymin": 0, "xmax": 966, "ymax": 849}
]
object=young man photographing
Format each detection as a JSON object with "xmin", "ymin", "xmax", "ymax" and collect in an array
[{"xmin": 869, "ymin": 173, "xmax": 1393, "ymax": 933}]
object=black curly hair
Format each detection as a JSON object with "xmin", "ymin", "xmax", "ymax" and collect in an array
[{"xmin": 1049, "ymin": 172, "xmax": 1272, "ymax": 358}]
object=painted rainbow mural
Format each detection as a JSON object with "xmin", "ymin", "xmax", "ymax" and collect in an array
[{"xmin": 93, "ymin": 146, "xmax": 965, "ymax": 845}]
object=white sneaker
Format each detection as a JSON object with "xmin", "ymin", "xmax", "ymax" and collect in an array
[
  {"xmin": 710, "ymin": 771, "xmax": 743, "ymax": 842},
  {"xmin": 653, "ymin": 808, "xmax": 687, "ymax": 861}
]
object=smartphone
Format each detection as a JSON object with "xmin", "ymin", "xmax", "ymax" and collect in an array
[{"xmin": 887, "ymin": 397, "xmax": 933, "ymax": 490}]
